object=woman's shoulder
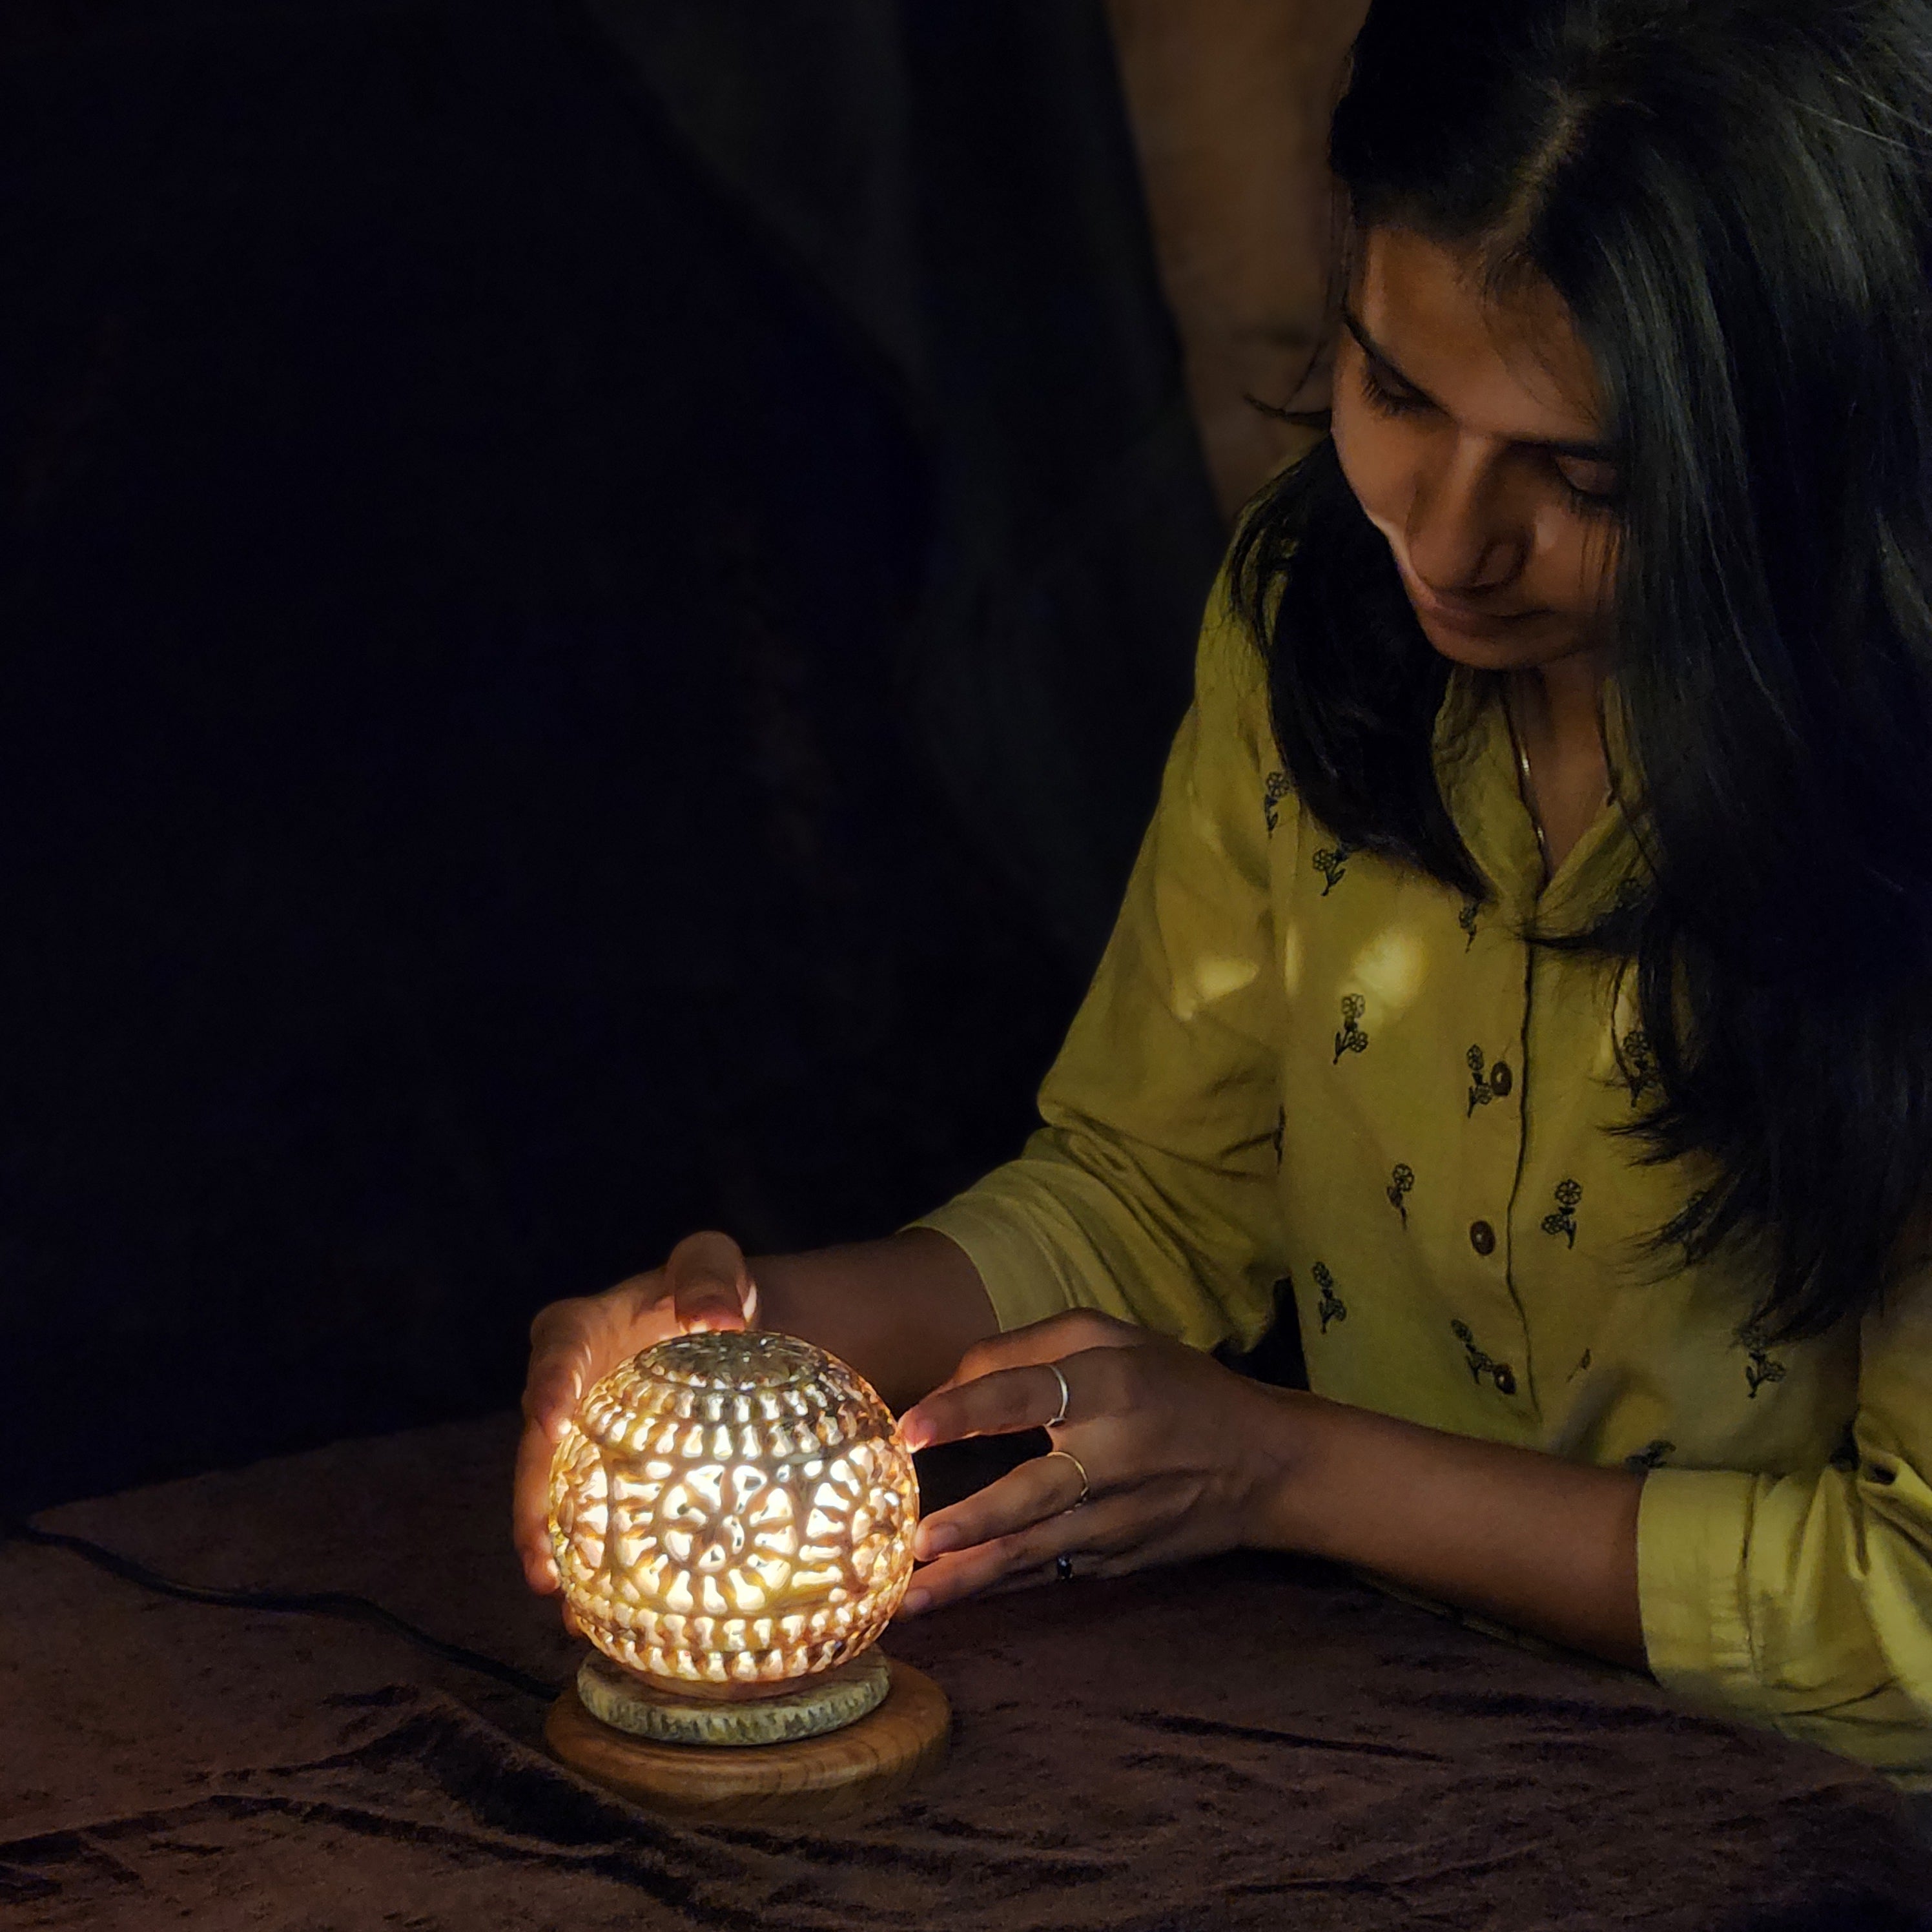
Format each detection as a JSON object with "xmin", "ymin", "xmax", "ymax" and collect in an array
[{"xmin": 1190, "ymin": 551, "xmax": 1287, "ymax": 786}]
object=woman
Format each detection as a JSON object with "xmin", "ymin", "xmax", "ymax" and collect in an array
[{"xmin": 514, "ymin": 0, "xmax": 1932, "ymax": 1791}]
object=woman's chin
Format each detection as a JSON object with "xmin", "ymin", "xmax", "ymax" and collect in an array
[{"xmin": 1413, "ymin": 608, "xmax": 1587, "ymax": 672}]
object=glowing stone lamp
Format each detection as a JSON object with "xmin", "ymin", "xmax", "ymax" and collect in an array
[{"xmin": 542, "ymin": 1331, "xmax": 950, "ymax": 1819}]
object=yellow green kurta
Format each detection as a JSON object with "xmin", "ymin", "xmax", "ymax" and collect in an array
[{"xmin": 916, "ymin": 569, "xmax": 1932, "ymax": 1789}]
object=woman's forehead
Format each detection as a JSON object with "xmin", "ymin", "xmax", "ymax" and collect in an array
[{"xmin": 1352, "ymin": 225, "xmax": 1605, "ymax": 448}]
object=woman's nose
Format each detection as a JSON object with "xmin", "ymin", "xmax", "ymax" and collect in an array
[{"xmin": 1405, "ymin": 444, "xmax": 1524, "ymax": 595}]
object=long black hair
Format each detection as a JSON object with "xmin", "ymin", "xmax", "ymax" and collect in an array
[{"xmin": 1234, "ymin": 0, "xmax": 1932, "ymax": 1344}]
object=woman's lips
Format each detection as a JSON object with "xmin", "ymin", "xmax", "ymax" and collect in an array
[{"xmin": 1406, "ymin": 582, "xmax": 1541, "ymax": 639}]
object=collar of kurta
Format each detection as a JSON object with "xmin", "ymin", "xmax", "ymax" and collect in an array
[{"xmin": 1431, "ymin": 666, "xmax": 1647, "ymax": 930}]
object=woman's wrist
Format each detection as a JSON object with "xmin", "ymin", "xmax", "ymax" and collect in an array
[
  {"xmin": 1237, "ymin": 1382, "xmax": 1353, "ymax": 1556},
  {"xmin": 1239, "ymin": 1384, "xmax": 1649, "ymax": 1672}
]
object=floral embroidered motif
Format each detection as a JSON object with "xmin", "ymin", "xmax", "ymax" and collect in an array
[
  {"xmin": 1619, "ymin": 1028, "xmax": 1660, "ymax": 1104},
  {"xmin": 1466, "ymin": 1044, "xmax": 1495, "ymax": 1115},
  {"xmin": 1457, "ymin": 899, "xmax": 1480, "ymax": 951},
  {"xmin": 1263, "ymin": 772, "xmax": 1292, "ymax": 834},
  {"xmin": 1386, "ymin": 1162, "xmax": 1415, "ymax": 1228},
  {"xmin": 1541, "ymin": 1178, "xmax": 1582, "ymax": 1249},
  {"xmin": 1313, "ymin": 843, "xmax": 1354, "ymax": 895},
  {"xmin": 1624, "ymin": 1439, "xmax": 1675, "ymax": 1472},
  {"xmin": 1334, "ymin": 994, "xmax": 1369, "ymax": 1064},
  {"xmin": 1269, "ymin": 1105, "xmax": 1286, "ymax": 1167},
  {"xmin": 1311, "ymin": 1262, "xmax": 1348, "ymax": 1334},
  {"xmin": 1450, "ymin": 1319, "xmax": 1517, "ymax": 1397},
  {"xmin": 1738, "ymin": 1321, "xmax": 1788, "ymax": 1400}
]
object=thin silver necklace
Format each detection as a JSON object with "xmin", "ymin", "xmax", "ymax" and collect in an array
[
  {"xmin": 1508, "ymin": 706, "xmax": 1552, "ymax": 875},
  {"xmin": 1505, "ymin": 688, "xmax": 1613, "ymax": 881}
]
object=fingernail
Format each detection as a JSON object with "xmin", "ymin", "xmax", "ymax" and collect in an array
[
  {"xmin": 920, "ymin": 1525, "xmax": 958, "ymax": 1557},
  {"xmin": 899, "ymin": 1589, "xmax": 930, "ymax": 1618}
]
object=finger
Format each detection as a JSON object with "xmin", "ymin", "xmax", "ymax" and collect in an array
[
  {"xmin": 513, "ymin": 1415, "xmax": 563, "ymax": 1592},
  {"xmin": 920, "ymin": 1310, "xmax": 1144, "ymax": 1403},
  {"xmin": 900, "ymin": 1359, "xmax": 1074, "ymax": 1452},
  {"xmin": 913, "ymin": 1444, "xmax": 1093, "ymax": 1559},
  {"xmin": 980, "ymin": 1560, "xmax": 1067, "ymax": 1600},
  {"xmin": 517, "ymin": 1278, "xmax": 666, "ymax": 1590},
  {"xmin": 895, "ymin": 1488, "xmax": 1146, "ymax": 1618},
  {"xmin": 905, "ymin": 1339, "xmax": 1141, "ymax": 1452},
  {"xmin": 979, "ymin": 1543, "xmax": 1150, "ymax": 1598},
  {"xmin": 666, "ymin": 1229, "xmax": 755, "ymax": 1332},
  {"xmin": 978, "ymin": 1475, "xmax": 1216, "ymax": 1588},
  {"xmin": 521, "ymin": 1337, "xmax": 591, "ymax": 1437},
  {"xmin": 515, "ymin": 1314, "xmax": 600, "ymax": 1592}
]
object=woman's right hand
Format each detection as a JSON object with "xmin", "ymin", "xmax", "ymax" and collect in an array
[{"xmin": 512, "ymin": 1230, "xmax": 759, "ymax": 1595}]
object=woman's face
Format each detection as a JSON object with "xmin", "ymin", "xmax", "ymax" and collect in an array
[{"xmin": 1330, "ymin": 224, "xmax": 1621, "ymax": 673}]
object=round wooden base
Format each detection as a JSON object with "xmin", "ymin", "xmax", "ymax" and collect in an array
[{"xmin": 545, "ymin": 1654, "xmax": 951, "ymax": 1823}]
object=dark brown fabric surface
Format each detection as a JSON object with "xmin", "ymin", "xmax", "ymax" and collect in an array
[{"xmin": 4, "ymin": 1415, "xmax": 1927, "ymax": 1931}]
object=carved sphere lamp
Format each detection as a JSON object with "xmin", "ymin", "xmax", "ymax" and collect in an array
[{"xmin": 541, "ymin": 1330, "xmax": 950, "ymax": 1819}]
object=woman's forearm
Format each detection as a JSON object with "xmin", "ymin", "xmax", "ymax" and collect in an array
[
  {"xmin": 750, "ymin": 1227, "xmax": 998, "ymax": 1415},
  {"xmin": 1255, "ymin": 1390, "xmax": 1650, "ymax": 1672},
  {"xmin": 755, "ymin": 1238, "xmax": 1649, "ymax": 1669}
]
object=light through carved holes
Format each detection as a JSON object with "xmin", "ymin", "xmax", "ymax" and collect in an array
[{"xmin": 548, "ymin": 1331, "xmax": 919, "ymax": 1688}]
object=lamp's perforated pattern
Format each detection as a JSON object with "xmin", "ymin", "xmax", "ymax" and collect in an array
[{"xmin": 548, "ymin": 1331, "xmax": 919, "ymax": 1687}]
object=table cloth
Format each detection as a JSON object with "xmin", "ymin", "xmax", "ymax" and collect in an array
[{"xmin": 3, "ymin": 1413, "xmax": 1926, "ymax": 1930}]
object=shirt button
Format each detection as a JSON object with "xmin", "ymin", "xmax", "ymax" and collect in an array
[
  {"xmin": 1469, "ymin": 1219, "xmax": 1497, "ymax": 1257},
  {"xmin": 1490, "ymin": 1062, "xmax": 1513, "ymax": 1097}
]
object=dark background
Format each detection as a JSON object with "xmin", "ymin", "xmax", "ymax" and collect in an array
[{"xmin": 0, "ymin": 0, "xmax": 1229, "ymax": 1514}]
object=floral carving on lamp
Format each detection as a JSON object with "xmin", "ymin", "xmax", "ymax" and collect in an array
[{"xmin": 548, "ymin": 1331, "xmax": 920, "ymax": 1691}]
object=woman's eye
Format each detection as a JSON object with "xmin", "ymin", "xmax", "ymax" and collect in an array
[
  {"xmin": 1552, "ymin": 453, "xmax": 1621, "ymax": 508},
  {"xmin": 1359, "ymin": 359, "xmax": 1428, "ymax": 418}
]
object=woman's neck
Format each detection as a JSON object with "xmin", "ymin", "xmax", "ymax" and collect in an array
[{"xmin": 1505, "ymin": 655, "xmax": 1612, "ymax": 878}]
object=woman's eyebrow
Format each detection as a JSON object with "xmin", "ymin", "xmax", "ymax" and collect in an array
[
  {"xmin": 1539, "ymin": 433, "xmax": 1618, "ymax": 462},
  {"xmin": 1341, "ymin": 303, "xmax": 1616, "ymax": 462},
  {"xmin": 1342, "ymin": 303, "xmax": 1433, "ymax": 398}
]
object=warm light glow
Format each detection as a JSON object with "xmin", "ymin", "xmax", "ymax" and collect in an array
[{"xmin": 548, "ymin": 1331, "xmax": 920, "ymax": 1689}]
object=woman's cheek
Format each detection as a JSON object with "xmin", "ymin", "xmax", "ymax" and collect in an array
[
  {"xmin": 1524, "ymin": 505, "xmax": 1614, "ymax": 631},
  {"xmin": 1576, "ymin": 515, "xmax": 1621, "ymax": 618},
  {"xmin": 1330, "ymin": 391, "xmax": 1409, "ymax": 546}
]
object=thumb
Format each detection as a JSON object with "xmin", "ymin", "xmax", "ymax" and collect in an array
[{"xmin": 666, "ymin": 1229, "xmax": 757, "ymax": 1333}]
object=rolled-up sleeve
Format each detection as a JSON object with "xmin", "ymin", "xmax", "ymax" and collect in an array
[
  {"xmin": 913, "ymin": 579, "xmax": 1290, "ymax": 1355},
  {"xmin": 1638, "ymin": 1273, "xmax": 1932, "ymax": 1788}
]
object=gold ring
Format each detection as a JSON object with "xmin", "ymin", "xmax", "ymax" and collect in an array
[
  {"xmin": 1044, "ymin": 1361, "xmax": 1072, "ymax": 1429},
  {"xmin": 1043, "ymin": 1446, "xmax": 1089, "ymax": 1507}
]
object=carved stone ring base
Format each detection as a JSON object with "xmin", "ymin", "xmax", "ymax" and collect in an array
[{"xmin": 577, "ymin": 1650, "xmax": 890, "ymax": 1747}]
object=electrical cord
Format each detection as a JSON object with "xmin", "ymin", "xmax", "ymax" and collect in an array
[{"xmin": 3, "ymin": 1518, "xmax": 559, "ymax": 1703}]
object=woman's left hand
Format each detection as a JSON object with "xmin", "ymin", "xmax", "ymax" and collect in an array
[{"xmin": 894, "ymin": 1308, "xmax": 1306, "ymax": 1616}]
